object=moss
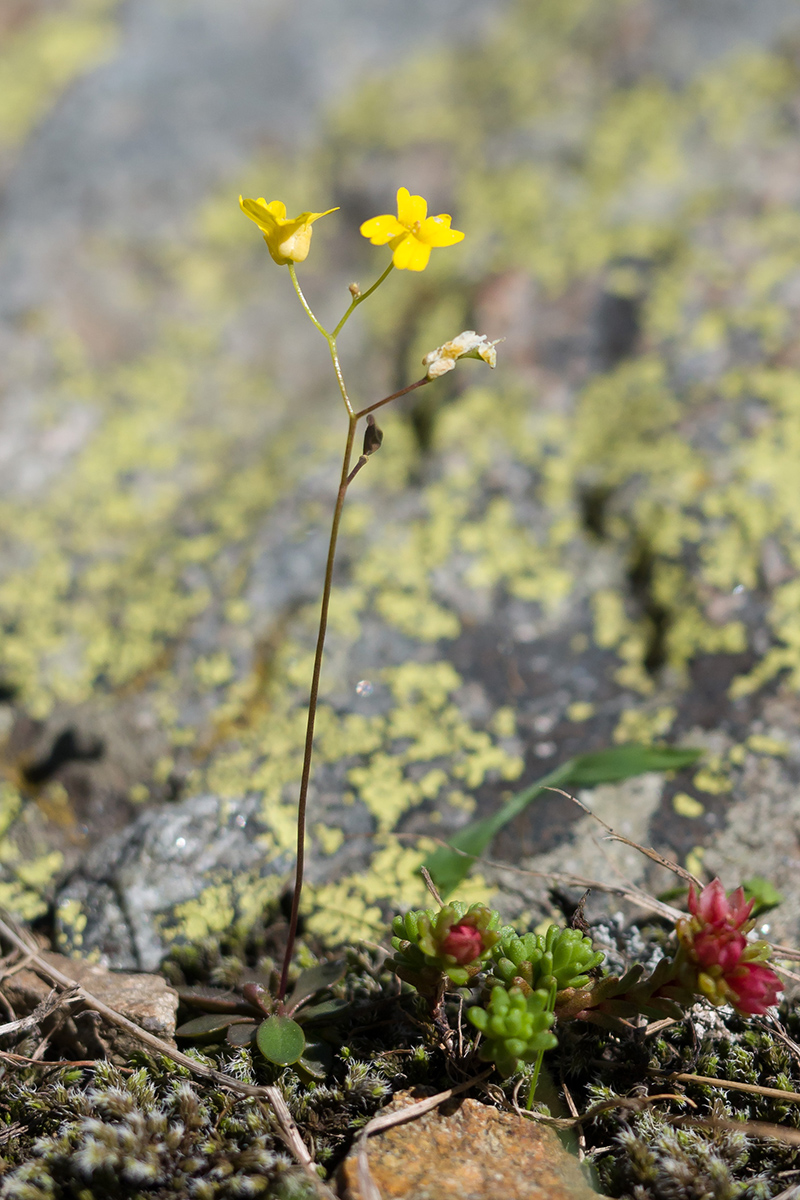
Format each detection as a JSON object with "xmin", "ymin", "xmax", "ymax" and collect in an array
[
  {"xmin": 0, "ymin": 1058, "xmax": 316, "ymax": 1199},
  {"xmin": 11, "ymin": 912, "xmax": 800, "ymax": 1197}
]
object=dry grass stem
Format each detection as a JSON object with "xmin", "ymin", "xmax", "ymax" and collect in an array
[
  {"xmin": 662, "ymin": 1071, "xmax": 800, "ymax": 1104},
  {"xmin": 673, "ymin": 1115, "xmax": 800, "ymax": 1147}
]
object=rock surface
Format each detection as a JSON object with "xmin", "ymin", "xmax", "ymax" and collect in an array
[
  {"xmin": 2, "ymin": 0, "xmax": 800, "ymax": 966},
  {"xmin": 337, "ymin": 1091, "xmax": 595, "ymax": 1200},
  {"xmin": 2, "ymin": 950, "xmax": 178, "ymax": 1060}
]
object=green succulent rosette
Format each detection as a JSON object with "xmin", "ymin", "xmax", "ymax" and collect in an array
[
  {"xmin": 467, "ymin": 985, "xmax": 558, "ymax": 1076},
  {"xmin": 490, "ymin": 924, "xmax": 605, "ymax": 994}
]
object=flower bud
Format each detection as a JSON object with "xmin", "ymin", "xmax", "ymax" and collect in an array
[
  {"xmin": 676, "ymin": 877, "xmax": 782, "ymax": 1015},
  {"xmin": 362, "ymin": 414, "xmax": 383, "ymax": 457},
  {"xmin": 440, "ymin": 923, "xmax": 484, "ymax": 965}
]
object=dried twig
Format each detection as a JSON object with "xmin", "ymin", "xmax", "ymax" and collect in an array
[
  {"xmin": 0, "ymin": 1048, "xmax": 134, "ymax": 1071},
  {"xmin": 0, "ymin": 987, "xmax": 78, "ymax": 1038},
  {"xmin": 769, "ymin": 1185, "xmax": 800, "ymax": 1200},
  {"xmin": 773, "ymin": 963, "xmax": 800, "ymax": 984},
  {"xmin": 758, "ymin": 1017, "xmax": 800, "ymax": 1069},
  {"xmin": 561, "ymin": 1077, "xmax": 586, "ymax": 1161},
  {"xmin": 661, "ymin": 1071, "xmax": 800, "ymax": 1104},
  {"xmin": 768, "ymin": 943, "xmax": 800, "ymax": 963},
  {"xmin": 393, "ymin": 831, "xmax": 685, "ymax": 923},
  {"xmin": 671, "ymin": 1114, "xmax": 800, "ymax": 1146},
  {"xmin": 420, "ymin": 867, "xmax": 444, "ymax": 908},
  {"xmin": 0, "ymin": 1121, "xmax": 24, "ymax": 1146},
  {"xmin": 405, "ymin": 807, "xmax": 800, "ymax": 969},
  {"xmin": 516, "ymin": 1091, "xmax": 693, "ymax": 1129},
  {"xmin": 545, "ymin": 786, "xmax": 701, "ymax": 886}
]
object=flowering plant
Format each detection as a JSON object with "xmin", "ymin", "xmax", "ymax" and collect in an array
[
  {"xmin": 238, "ymin": 185, "xmax": 497, "ymax": 1062},
  {"xmin": 239, "ymin": 197, "xmax": 338, "ymax": 264},
  {"xmin": 390, "ymin": 902, "xmax": 505, "ymax": 1003},
  {"xmin": 360, "ymin": 186, "xmax": 464, "ymax": 271},
  {"xmin": 675, "ymin": 879, "xmax": 781, "ymax": 1014}
]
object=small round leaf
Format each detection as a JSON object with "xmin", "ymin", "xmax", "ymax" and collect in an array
[{"xmin": 256, "ymin": 1016, "xmax": 306, "ymax": 1066}]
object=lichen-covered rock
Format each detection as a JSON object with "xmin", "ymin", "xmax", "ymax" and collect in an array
[
  {"xmin": 2, "ymin": 0, "xmax": 800, "ymax": 967},
  {"xmin": 55, "ymin": 793, "xmax": 293, "ymax": 969}
]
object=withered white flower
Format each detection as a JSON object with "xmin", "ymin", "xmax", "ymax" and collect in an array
[{"xmin": 422, "ymin": 330, "xmax": 501, "ymax": 380}]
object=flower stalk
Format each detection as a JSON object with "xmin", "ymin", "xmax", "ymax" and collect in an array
[{"xmin": 240, "ymin": 189, "xmax": 496, "ymax": 1005}]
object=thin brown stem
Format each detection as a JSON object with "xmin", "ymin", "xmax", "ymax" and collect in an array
[
  {"xmin": 278, "ymin": 257, "xmax": 419, "ymax": 1004},
  {"xmin": 346, "ymin": 455, "xmax": 369, "ymax": 486},
  {"xmin": 278, "ymin": 413, "xmax": 358, "ymax": 1003},
  {"xmin": 355, "ymin": 376, "xmax": 429, "ymax": 419}
]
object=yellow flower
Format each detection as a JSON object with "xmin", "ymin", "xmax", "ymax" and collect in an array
[
  {"xmin": 360, "ymin": 187, "xmax": 464, "ymax": 271},
  {"xmin": 239, "ymin": 197, "xmax": 338, "ymax": 265}
]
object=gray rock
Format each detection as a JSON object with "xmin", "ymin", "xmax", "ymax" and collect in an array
[{"xmin": 56, "ymin": 794, "xmax": 293, "ymax": 970}]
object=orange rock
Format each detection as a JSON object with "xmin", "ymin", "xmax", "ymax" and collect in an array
[{"xmin": 338, "ymin": 1091, "xmax": 596, "ymax": 1200}]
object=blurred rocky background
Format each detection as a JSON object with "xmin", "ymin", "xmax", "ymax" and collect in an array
[{"xmin": 1, "ymin": 0, "xmax": 800, "ymax": 968}]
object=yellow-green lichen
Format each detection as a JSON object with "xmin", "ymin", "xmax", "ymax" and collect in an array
[
  {"xmin": 613, "ymin": 707, "xmax": 676, "ymax": 745},
  {"xmin": 566, "ymin": 702, "xmax": 594, "ymax": 722},
  {"xmin": 672, "ymin": 792, "xmax": 704, "ymax": 819},
  {"xmin": 745, "ymin": 734, "xmax": 789, "ymax": 757},
  {"xmin": 303, "ymin": 836, "xmax": 491, "ymax": 944}
]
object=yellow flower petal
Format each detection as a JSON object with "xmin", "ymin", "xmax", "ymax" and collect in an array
[
  {"xmin": 360, "ymin": 214, "xmax": 406, "ymax": 244},
  {"xmin": 418, "ymin": 215, "xmax": 464, "ymax": 247},
  {"xmin": 277, "ymin": 225, "xmax": 314, "ymax": 263},
  {"xmin": 239, "ymin": 196, "xmax": 277, "ymax": 236},
  {"xmin": 396, "ymin": 186, "xmax": 427, "ymax": 227},
  {"xmin": 240, "ymin": 197, "xmax": 338, "ymax": 264},
  {"xmin": 393, "ymin": 235, "xmax": 431, "ymax": 271},
  {"xmin": 265, "ymin": 200, "xmax": 287, "ymax": 221}
]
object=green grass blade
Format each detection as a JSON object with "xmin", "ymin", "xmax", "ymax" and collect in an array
[{"xmin": 424, "ymin": 744, "xmax": 702, "ymax": 896}]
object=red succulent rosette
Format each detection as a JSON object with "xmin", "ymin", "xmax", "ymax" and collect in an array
[{"xmin": 676, "ymin": 878, "xmax": 782, "ymax": 1015}]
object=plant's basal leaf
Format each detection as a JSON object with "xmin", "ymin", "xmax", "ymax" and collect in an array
[
  {"xmin": 256, "ymin": 1015, "xmax": 306, "ymax": 1066},
  {"xmin": 297, "ymin": 1038, "xmax": 334, "ymax": 1080},
  {"xmin": 226, "ymin": 1021, "xmax": 258, "ymax": 1047},
  {"xmin": 176, "ymin": 987, "xmax": 253, "ymax": 1015},
  {"xmin": 175, "ymin": 1014, "xmax": 254, "ymax": 1040},
  {"xmin": 564, "ymin": 745, "xmax": 702, "ymax": 785},
  {"xmin": 286, "ymin": 959, "xmax": 346, "ymax": 1013},
  {"xmin": 295, "ymin": 997, "xmax": 350, "ymax": 1025},
  {"xmin": 425, "ymin": 745, "xmax": 701, "ymax": 896}
]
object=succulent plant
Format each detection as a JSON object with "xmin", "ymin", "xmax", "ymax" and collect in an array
[
  {"xmin": 389, "ymin": 902, "xmax": 506, "ymax": 999},
  {"xmin": 467, "ymin": 985, "xmax": 557, "ymax": 1077},
  {"xmin": 490, "ymin": 924, "xmax": 605, "ymax": 994}
]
